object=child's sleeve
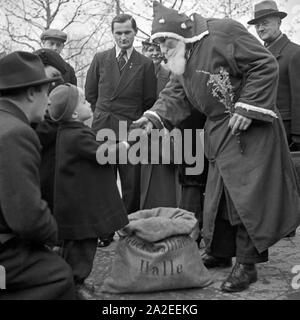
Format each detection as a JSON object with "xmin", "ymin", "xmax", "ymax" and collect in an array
[{"xmin": 75, "ymin": 128, "xmax": 101, "ymax": 161}]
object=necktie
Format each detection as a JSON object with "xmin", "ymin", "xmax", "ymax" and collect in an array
[{"xmin": 117, "ymin": 49, "xmax": 127, "ymax": 74}]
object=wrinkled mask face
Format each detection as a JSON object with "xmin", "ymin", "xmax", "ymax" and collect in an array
[{"xmin": 157, "ymin": 37, "xmax": 186, "ymax": 76}]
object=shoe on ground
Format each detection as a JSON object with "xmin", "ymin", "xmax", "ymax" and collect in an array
[
  {"xmin": 221, "ymin": 262, "xmax": 257, "ymax": 293},
  {"xmin": 97, "ymin": 234, "xmax": 114, "ymax": 248},
  {"xmin": 202, "ymin": 253, "xmax": 232, "ymax": 269}
]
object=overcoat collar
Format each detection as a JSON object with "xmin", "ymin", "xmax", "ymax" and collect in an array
[
  {"xmin": 0, "ymin": 98, "xmax": 29, "ymax": 124},
  {"xmin": 106, "ymin": 47, "xmax": 143, "ymax": 99},
  {"xmin": 58, "ymin": 120, "xmax": 86, "ymax": 129},
  {"xmin": 267, "ymin": 34, "xmax": 290, "ymax": 58}
]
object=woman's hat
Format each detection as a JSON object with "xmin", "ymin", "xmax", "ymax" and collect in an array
[
  {"xmin": 248, "ymin": 1, "xmax": 287, "ymax": 25},
  {"xmin": 142, "ymin": 38, "xmax": 160, "ymax": 48},
  {"xmin": 34, "ymin": 48, "xmax": 67, "ymax": 75},
  {"xmin": 0, "ymin": 51, "xmax": 61, "ymax": 90},
  {"xmin": 48, "ymin": 84, "xmax": 79, "ymax": 122}
]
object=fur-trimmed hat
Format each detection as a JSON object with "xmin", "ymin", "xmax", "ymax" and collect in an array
[
  {"xmin": 48, "ymin": 84, "xmax": 79, "ymax": 122},
  {"xmin": 150, "ymin": 1, "xmax": 203, "ymax": 43},
  {"xmin": 34, "ymin": 48, "xmax": 66, "ymax": 75}
]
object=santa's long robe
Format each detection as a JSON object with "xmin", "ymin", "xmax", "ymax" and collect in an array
[{"xmin": 147, "ymin": 15, "xmax": 300, "ymax": 253}]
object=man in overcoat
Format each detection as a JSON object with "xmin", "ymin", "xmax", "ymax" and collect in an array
[
  {"xmin": 132, "ymin": 2, "xmax": 300, "ymax": 292},
  {"xmin": 85, "ymin": 14, "xmax": 157, "ymax": 215},
  {"xmin": 0, "ymin": 51, "xmax": 75, "ymax": 299},
  {"xmin": 248, "ymin": 1, "xmax": 300, "ymax": 151}
]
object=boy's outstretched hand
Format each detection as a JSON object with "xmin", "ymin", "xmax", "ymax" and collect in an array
[{"xmin": 130, "ymin": 116, "xmax": 153, "ymax": 135}]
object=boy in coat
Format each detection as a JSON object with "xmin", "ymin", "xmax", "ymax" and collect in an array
[{"xmin": 47, "ymin": 84, "xmax": 128, "ymax": 295}]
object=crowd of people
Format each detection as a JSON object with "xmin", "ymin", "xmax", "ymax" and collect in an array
[{"xmin": 0, "ymin": 0, "xmax": 300, "ymax": 299}]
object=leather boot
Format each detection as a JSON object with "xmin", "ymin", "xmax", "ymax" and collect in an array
[{"xmin": 221, "ymin": 262, "xmax": 257, "ymax": 292}]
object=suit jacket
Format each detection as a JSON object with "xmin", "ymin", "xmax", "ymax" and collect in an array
[
  {"xmin": 267, "ymin": 34, "xmax": 300, "ymax": 142},
  {"xmin": 53, "ymin": 121, "xmax": 128, "ymax": 240},
  {"xmin": 0, "ymin": 99, "xmax": 58, "ymax": 245},
  {"xmin": 85, "ymin": 47, "xmax": 157, "ymax": 136}
]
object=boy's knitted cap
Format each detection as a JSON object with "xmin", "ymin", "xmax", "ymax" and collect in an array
[{"xmin": 48, "ymin": 84, "xmax": 79, "ymax": 121}]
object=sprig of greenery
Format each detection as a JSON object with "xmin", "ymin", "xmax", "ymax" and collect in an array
[
  {"xmin": 197, "ymin": 67, "xmax": 235, "ymax": 115},
  {"xmin": 197, "ymin": 67, "xmax": 245, "ymax": 154}
]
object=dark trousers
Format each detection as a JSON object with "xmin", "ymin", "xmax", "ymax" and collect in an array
[
  {"xmin": 180, "ymin": 185, "xmax": 204, "ymax": 224},
  {"xmin": 61, "ymin": 238, "xmax": 98, "ymax": 285},
  {"xmin": 113, "ymin": 163, "xmax": 141, "ymax": 214},
  {"xmin": 208, "ymin": 192, "xmax": 268, "ymax": 264},
  {"xmin": 0, "ymin": 239, "xmax": 75, "ymax": 300}
]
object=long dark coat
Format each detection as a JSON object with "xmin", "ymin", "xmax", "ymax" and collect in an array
[
  {"xmin": 148, "ymin": 16, "xmax": 300, "ymax": 253},
  {"xmin": 0, "ymin": 99, "xmax": 57, "ymax": 245},
  {"xmin": 53, "ymin": 121, "xmax": 128, "ymax": 240},
  {"xmin": 85, "ymin": 47, "xmax": 157, "ymax": 136},
  {"xmin": 267, "ymin": 34, "xmax": 300, "ymax": 144},
  {"xmin": 140, "ymin": 64, "xmax": 181, "ymax": 209}
]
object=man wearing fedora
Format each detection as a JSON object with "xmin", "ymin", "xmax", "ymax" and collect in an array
[
  {"xmin": 248, "ymin": 1, "xmax": 300, "ymax": 152},
  {"xmin": 0, "ymin": 51, "xmax": 75, "ymax": 299},
  {"xmin": 40, "ymin": 28, "xmax": 77, "ymax": 85},
  {"xmin": 131, "ymin": 1, "xmax": 300, "ymax": 292}
]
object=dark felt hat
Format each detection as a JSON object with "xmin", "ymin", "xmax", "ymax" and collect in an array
[
  {"xmin": 40, "ymin": 29, "xmax": 68, "ymax": 43},
  {"xmin": 0, "ymin": 51, "xmax": 61, "ymax": 90},
  {"xmin": 248, "ymin": 1, "xmax": 287, "ymax": 25},
  {"xmin": 34, "ymin": 48, "xmax": 67, "ymax": 75}
]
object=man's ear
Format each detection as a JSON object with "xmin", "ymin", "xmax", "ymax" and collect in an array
[{"xmin": 26, "ymin": 87, "xmax": 36, "ymax": 102}]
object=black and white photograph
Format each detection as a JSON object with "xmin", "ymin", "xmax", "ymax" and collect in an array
[{"xmin": 0, "ymin": 0, "xmax": 300, "ymax": 306}]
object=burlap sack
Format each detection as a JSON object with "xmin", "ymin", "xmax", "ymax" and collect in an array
[{"xmin": 101, "ymin": 207, "xmax": 212, "ymax": 293}]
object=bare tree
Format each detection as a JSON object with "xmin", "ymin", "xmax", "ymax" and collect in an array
[{"xmin": 0, "ymin": 0, "xmax": 115, "ymax": 85}]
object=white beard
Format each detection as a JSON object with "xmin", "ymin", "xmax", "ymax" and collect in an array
[{"xmin": 166, "ymin": 40, "xmax": 186, "ymax": 76}]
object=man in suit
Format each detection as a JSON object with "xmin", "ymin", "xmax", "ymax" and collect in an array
[
  {"xmin": 248, "ymin": 1, "xmax": 300, "ymax": 151},
  {"xmin": 0, "ymin": 51, "xmax": 75, "ymax": 299},
  {"xmin": 85, "ymin": 14, "xmax": 157, "ymax": 219},
  {"xmin": 40, "ymin": 29, "xmax": 77, "ymax": 85}
]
